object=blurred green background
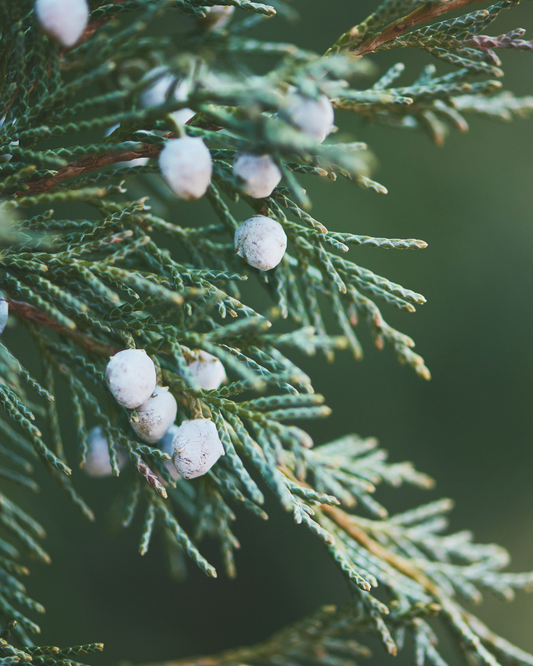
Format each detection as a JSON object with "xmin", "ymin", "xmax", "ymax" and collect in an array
[{"xmin": 4, "ymin": 1, "xmax": 533, "ymax": 664}]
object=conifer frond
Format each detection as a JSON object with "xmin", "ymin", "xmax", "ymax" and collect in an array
[
  {"xmin": 328, "ymin": 0, "xmax": 533, "ymax": 142},
  {"xmin": 137, "ymin": 587, "xmax": 533, "ymax": 666},
  {"xmin": 0, "ymin": 482, "xmax": 47, "ymax": 641},
  {"xmin": 139, "ymin": 604, "xmax": 374, "ymax": 666},
  {"xmin": 0, "ymin": 621, "xmax": 103, "ymax": 665},
  {"xmin": 0, "ymin": 1, "xmax": 532, "ymax": 665}
]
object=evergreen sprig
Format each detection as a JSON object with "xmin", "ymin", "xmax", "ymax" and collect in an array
[
  {"xmin": 0, "ymin": 621, "xmax": 103, "ymax": 666},
  {"xmin": 0, "ymin": 0, "xmax": 532, "ymax": 665}
]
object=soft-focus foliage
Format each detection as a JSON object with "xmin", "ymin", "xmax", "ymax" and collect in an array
[{"xmin": 0, "ymin": 1, "xmax": 533, "ymax": 665}]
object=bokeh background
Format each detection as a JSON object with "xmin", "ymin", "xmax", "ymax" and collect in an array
[{"xmin": 4, "ymin": 1, "xmax": 533, "ymax": 664}]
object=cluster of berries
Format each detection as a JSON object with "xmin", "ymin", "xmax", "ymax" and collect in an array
[
  {"xmin": 86, "ymin": 349, "xmax": 226, "ymax": 480},
  {"xmin": 35, "ymin": 0, "xmax": 334, "ymax": 275},
  {"xmin": 153, "ymin": 83, "xmax": 333, "ymax": 270},
  {"xmin": 33, "ymin": 0, "xmax": 336, "ymax": 474},
  {"xmin": 157, "ymin": 89, "xmax": 333, "ymax": 270}
]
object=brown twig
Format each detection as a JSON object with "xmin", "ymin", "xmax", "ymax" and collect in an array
[
  {"xmin": 329, "ymin": 0, "xmax": 486, "ymax": 56},
  {"xmin": 19, "ymin": 139, "xmax": 170, "ymax": 196},
  {"xmin": 321, "ymin": 504, "xmax": 441, "ymax": 598},
  {"xmin": 17, "ymin": 115, "xmax": 223, "ymax": 196},
  {"xmin": 7, "ymin": 298, "xmax": 119, "ymax": 356},
  {"xmin": 277, "ymin": 464, "xmax": 440, "ymax": 598},
  {"xmin": 136, "ymin": 461, "xmax": 168, "ymax": 499},
  {"xmin": 7, "ymin": 299, "xmax": 64, "ymax": 332},
  {"xmin": 187, "ymin": 395, "xmax": 205, "ymax": 419}
]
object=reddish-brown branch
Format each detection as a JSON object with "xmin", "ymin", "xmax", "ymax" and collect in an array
[
  {"xmin": 136, "ymin": 461, "xmax": 168, "ymax": 499},
  {"xmin": 339, "ymin": 0, "xmax": 487, "ymax": 56},
  {"xmin": 18, "ymin": 117, "xmax": 223, "ymax": 196},
  {"xmin": 8, "ymin": 299, "xmax": 64, "ymax": 332},
  {"xmin": 321, "ymin": 504, "xmax": 441, "ymax": 599},
  {"xmin": 7, "ymin": 298, "xmax": 119, "ymax": 356},
  {"xmin": 276, "ymin": 464, "xmax": 441, "ymax": 601},
  {"xmin": 19, "ymin": 138, "xmax": 172, "ymax": 196}
]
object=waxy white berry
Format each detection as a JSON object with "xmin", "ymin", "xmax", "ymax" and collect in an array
[
  {"xmin": 188, "ymin": 351, "xmax": 227, "ymax": 391},
  {"xmin": 172, "ymin": 419, "xmax": 224, "ymax": 479},
  {"xmin": 84, "ymin": 427, "xmax": 126, "ymax": 477},
  {"xmin": 140, "ymin": 67, "xmax": 195, "ymax": 126},
  {"xmin": 159, "ymin": 137, "xmax": 212, "ymax": 201},
  {"xmin": 35, "ymin": 0, "xmax": 89, "ymax": 48},
  {"xmin": 233, "ymin": 152, "xmax": 282, "ymax": 198},
  {"xmin": 0, "ymin": 294, "xmax": 8, "ymax": 336},
  {"xmin": 284, "ymin": 93, "xmax": 334, "ymax": 143},
  {"xmin": 202, "ymin": 5, "xmax": 235, "ymax": 31},
  {"xmin": 234, "ymin": 216, "xmax": 287, "ymax": 271},
  {"xmin": 105, "ymin": 349, "xmax": 157, "ymax": 409},
  {"xmin": 131, "ymin": 386, "xmax": 178, "ymax": 444}
]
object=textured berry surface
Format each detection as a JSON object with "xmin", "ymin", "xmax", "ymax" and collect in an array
[
  {"xmin": 188, "ymin": 351, "xmax": 227, "ymax": 391},
  {"xmin": 159, "ymin": 137, "xmax": 212, "ymax": 200},
  {"xmin": 35, "ymin": 0, "xmax": 90, "ymax": 48},
  {"xmin": 131, "ymin": 386, "xmax": 178, "ymax": 444},
  {"xmin": 235, "ymin": 216, "xmax": 287, "ymax": 271},
  {"xmin": 105, "ymin": 349, "xmax": 157, "ymax": 409},
  {"xmin": 172, "ymin": 419, "xmax": 224, "ymax": 479},
  {"xmin": 233, "ymin": 153, "xmax": 282, "ymax": 198},
  {"xmin": 284, "ymin": 93, "xmax": 334, "ymax": 143}
]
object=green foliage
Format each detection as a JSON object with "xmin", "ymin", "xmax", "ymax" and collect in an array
[
  {"xmin": 0, "ymin": 621, "xmax": 103, "ymax": 666},
  {"xmin": 0, "ymin": 0, "xmax": 532, "ymax": 665}
]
